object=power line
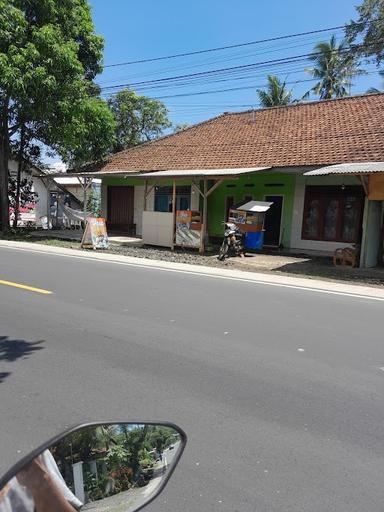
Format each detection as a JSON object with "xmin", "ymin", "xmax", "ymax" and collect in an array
[
  {"xmin": 131, "ymin": 69, "xmax": 381, "ymax": 101},
  {"xmin": 103, "ymin": 25, "xmax": 348, "ymax": 68},
  {"xmin": 100, "ymin": 40, "xmax": 375, "ymax": 94},
  {"xmin": 102, "ymin": 16, "xmax": 384, "ymax": 69},
  {"xmin": 99, "ymin": 31, "xmax": 347, "ymax": 86},
  {"xmin": 101, "ymin": 62, "xmax": 380, "ymax": 103}
]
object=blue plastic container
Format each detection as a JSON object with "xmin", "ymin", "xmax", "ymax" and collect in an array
[{"xmin": 244, "ymin": 231, "xmax": 264, "ymax": 250}]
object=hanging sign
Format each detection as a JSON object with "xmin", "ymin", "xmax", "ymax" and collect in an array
[
  {"xmin": 175, "ymin": 210, "xmax": 201, "ymax": 248},
  {"xmin": 81, "ymin": 217, "xmax": 109, "ymax": 249}
]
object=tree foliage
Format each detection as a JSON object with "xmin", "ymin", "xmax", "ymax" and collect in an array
[
  {"xmin": 303, "ymin": 36, "xmax": 364, "ymax": 100},
  {"xmin": 347, "ymin": 0, "xmax": 384, "ymax": 64},
  {"xmin": 48, "ymin": 96, "xmax": 115, "ymax": 167},
  {"xmin": 256, "ymin": 75, "xmax": 293, "ymax": 107},
  {"xmin": 108, "ymin": 89, "xmax": 171, "ymax": 152},
  {"xmin": 0, "ymin": 0, "xmax": 114, "ymax": 231},
  {"xmin": 173, "ymin": 123, "xmax": 191, "ymax": 133}
]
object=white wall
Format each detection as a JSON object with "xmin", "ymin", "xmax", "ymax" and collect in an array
[
  {"xmin": 101, "ymin": 181, "xmax": 107, "ymax": 219},
  {"xmin": 142, "ymin": 211, "xmax": 173, "ymax": 247},
  {"xmin": 191, "ymin": 188, "xmax": 200, "ymax": 211},
  {"xmin": 360, "ymin": 199, "xmax": 384, "ymax": 267},
  {"xmin": 101, "ymin": 181, "xmax": 197, "ymax": 238},
  {"xmin": 33, "ymin": 178, "xmax": 48, "ymax": 222},
  {"xmin": 134, "ymin": 185, "xmax": 154, "ymax": 236},
  {"xmin": 290, "ymin": 175, "xmax": 362, "ymax": 254},
  {"xmin": 8, "ymin": 160, "xmax": 18, "ymax": 174},
  {"xmin": 8, "ymin": 160, "xmax": 49, "ymax": 226}
]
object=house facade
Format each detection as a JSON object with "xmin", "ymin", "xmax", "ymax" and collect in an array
[
  {"xmin": 82, "ymin": 93, "xmax": 384, "ymax": 264},
  {"xmin": 8, "ymin": 159, "xmax": 83, "ymax": 227}
]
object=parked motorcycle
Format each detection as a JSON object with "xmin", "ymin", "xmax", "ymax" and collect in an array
[
  {"xmin": 218, "ymin": 222, "xmax": 245, "ymax": 261},
  {"xmin": 0, "ymin": 421, "xmax": 186, "ymax": 512}
]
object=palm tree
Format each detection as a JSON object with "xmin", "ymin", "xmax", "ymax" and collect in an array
[
  {"xmin": 303, "ymin": 35, "xmax": 364, "ymax": 100},
  {"xmin": 367, "ymin": 70, "xmax": 384, "ymax": 93},
  {"xmin": 257, "ymin": 75, "xmax": 293, "ymax": 107}
]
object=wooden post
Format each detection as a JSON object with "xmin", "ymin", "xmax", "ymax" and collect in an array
[
  {"xmin": 143, "ymin": 179, "xmax": 148, "ymax": 211},
  {"xmin": 206, "ymin": 179, "xmax": 223, "ymax": 197},
  {"xmin": 44, "ymin": 177, "xmax": 52, "ymax": 230},
  {"xmin": 83, "ymin": 178, "xmax": 87, "ymax": 224},
  {"xmin": 78, "ymin": 177, "xmax": 92, "ymax": 226},
  {"xmin": 200, "ymin": 178, "xmax": 208, "ymax": 255},
  {"xmin": 172, "ymin": 179, "xmax": 176, "ymax": 250},
  {"xmin": 359, "ymin": 175, "xmax": 369, "ymax": 196},
  {"xmin": 191, "ymin": 180, "xmax": 204, "ymax": 198}
]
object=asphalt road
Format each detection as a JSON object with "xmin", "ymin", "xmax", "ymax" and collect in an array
[{"xmin": 0, "ymin": 245, "xmax": 383, "ymax": 512}]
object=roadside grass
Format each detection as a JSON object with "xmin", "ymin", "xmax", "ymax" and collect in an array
[{"xmin": 0, "ymin": 230, "xmax": 81, "ymax": 249}]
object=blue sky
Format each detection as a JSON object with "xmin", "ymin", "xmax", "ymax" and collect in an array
[{"xmin": 88, "ymin": 0, "xmax": 384, "ymax": 129}]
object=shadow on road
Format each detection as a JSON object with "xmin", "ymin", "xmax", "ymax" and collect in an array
[{"xmin": 0, "ymin": 336, "xmax": 44, "ymax": 380}]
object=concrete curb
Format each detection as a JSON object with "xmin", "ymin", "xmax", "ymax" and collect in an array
[{"xmin": 1, "ymin": 239, "xmax": 384, "ymax": 301}]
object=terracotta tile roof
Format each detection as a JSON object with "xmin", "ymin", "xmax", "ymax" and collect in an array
[{"xmin": 93, "ymin": 93, "xmax": 384, "ymax": 174}]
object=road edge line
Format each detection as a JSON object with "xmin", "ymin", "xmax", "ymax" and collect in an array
[{"xmin": 1, "ymin": 240, "xmax": 383, "ymax": 302}]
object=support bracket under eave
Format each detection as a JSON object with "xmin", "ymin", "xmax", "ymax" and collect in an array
[{"xmin": 359, "ymin": 175, "xmax": 369, "ymax": 196}]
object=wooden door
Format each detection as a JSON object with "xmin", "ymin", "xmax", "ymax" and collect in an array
[
  {"xmin": 107, "ymin": 186, "xmax": 134, "ymax": 231},
  {"xmin": 264, "ymin": 195, "xmax": 283, "ymax": 246}
]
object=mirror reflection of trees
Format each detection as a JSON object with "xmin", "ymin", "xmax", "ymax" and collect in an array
[{"xmin": 51, "ymin": 424, "xmax": 179, "ymax": 503}]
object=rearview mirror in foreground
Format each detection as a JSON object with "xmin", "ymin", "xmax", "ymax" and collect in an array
[{"xmin": 0, "ymin": 421, "xmax": 186, "ymax": 512}]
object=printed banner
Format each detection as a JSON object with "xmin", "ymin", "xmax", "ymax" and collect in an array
[
  {"xmin": 175, "ymin": 210, "xmax": 201, "ymax": 248},
  {"xmin": 81, "ymin": 217, "xmax": 109, "ymax": 249}
]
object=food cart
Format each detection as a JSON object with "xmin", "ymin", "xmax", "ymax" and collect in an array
[{"xmin": 228, "ymin": 200, "xmax": 273, "ymax": 250}]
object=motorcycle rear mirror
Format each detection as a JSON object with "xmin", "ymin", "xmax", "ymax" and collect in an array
[{"xmin": 0, "ymin": 421, "xmax": 186, "ymax": 512}]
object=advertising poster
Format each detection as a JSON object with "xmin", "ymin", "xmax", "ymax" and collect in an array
[
  {"xmin": 175, "ymin": 210, "xmax": 201, "ymax": 248},
  {"xmin": 81, "ymin": 217, "xmax": 109, "ymax": 249},
  {"xmin": 9, "ymin": 203, "xmax": 37, "ymax": 227}
]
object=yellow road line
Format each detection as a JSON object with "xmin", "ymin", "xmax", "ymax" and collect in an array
[{"xmin": 0, "ymin": 280, "xmax": 52, "ymax": 295}]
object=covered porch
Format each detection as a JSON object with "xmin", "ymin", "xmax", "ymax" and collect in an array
[
  {"xmin": 100, "ymin": 167, "xmax": 271, "ymax": 254},
  {"xmin": 304, "ymin": 162, "xmax": 384, "ymax": 268}
]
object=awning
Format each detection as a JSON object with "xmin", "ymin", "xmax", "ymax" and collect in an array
[
  {"xmin": 55, "ymin": 177, "xmax": 102, "ymax": 185},
  {"xmin": 37, "ymin": 167, "xmax": 270, "ymax": 180},
  {"xmin": 134, "ymin": 167, "xmax": 270, "ymax": 179},
  {"xmin": 233, "ymin": 200, "xmax": 273, "ymax": 213},
  {"xmin": 36, "ymin": 170, "xmax": 137, "ymax": 178},
  {"xmin": 304, "ymin": 162, "xmax": 384, "ymax": 176}
]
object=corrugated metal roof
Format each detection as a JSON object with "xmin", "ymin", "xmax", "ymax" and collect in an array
[
  {"xmin": 37, "ymin": 170, "xmax": 139, "ymax": 178},
  {"xmin": 38, "ymin": 167, "xmax": 271, "ymax": 179},
  {"xmin": 304, "ymin": 162, "xmax": 384, "ymax": 176},
  {"xmin": 136, "ymin": 167, "xmax": 270, "ymax": 179},
  {"xmin": 232, "ymin": 200, "xmax": 273, "ymax": 212},
  {"xmin": 54, "ymin": 177, "xmax": 102, "ymax": 185}
]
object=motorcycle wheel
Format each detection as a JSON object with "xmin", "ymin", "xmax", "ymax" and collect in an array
[{"xmin": 218, "ymin": 241, "xmax": 229, "ymax": 260}]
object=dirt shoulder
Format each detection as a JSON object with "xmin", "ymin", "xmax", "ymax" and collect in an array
[{"xmin": 1, "ymin": 232, "xmax": 383, "ymax": 289}]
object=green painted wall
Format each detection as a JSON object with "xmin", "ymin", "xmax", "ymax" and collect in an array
[
  {"xmin": 207, "ymin": 173, "xmax": 296, "ymax": 247},
  {"xmin": 103, "ymin": 174, "xmax": 296, "ymax": 247},
  {"xmin": 103, "ymin": 177, "xmax": 143, "ymax": 187}
]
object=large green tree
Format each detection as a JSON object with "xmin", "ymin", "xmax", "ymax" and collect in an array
[
  {"xmin": 256, "ymin": 75, "xmax": 293, "ymax": 107},
  {"xmin": 303, "ymin": 36, "xmax": 364, "ymax": 100},
  {"xmin": 0, "ymin": 0, "xmax": 114, "ymax": 232},
  {"xmin": 9, "ymin": 128, "xmax": 41, "ymax": 228},
  {"xmin": 108, "ymin": 89, "xmax": 171, "ymax": 152},
  {"xmin": 347, "ymin": 0, "xmax": 384, "ymax": 64}
]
